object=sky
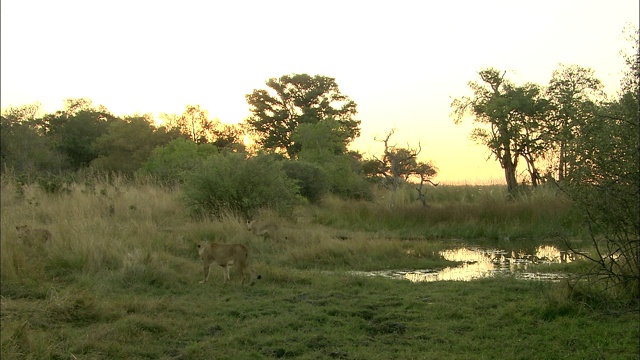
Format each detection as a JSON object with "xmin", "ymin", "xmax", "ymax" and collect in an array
[{"xmin": 1, "ymin": 0, "xmax": 638, "ymax": 184}]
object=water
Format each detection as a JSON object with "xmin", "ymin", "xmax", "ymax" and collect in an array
[{"xmin": 351, "ymin": 245, "xmax": 576, "ymax": 282}]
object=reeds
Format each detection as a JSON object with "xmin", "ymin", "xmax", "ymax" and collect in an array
[{"xmin": 309, "ymin": 184, "xmax": 578, "ymax": 241}]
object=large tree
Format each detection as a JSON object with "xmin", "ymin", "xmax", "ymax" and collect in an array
[
  {"xmin": 0, "ymin": 103, "xmax": 67, "ymax": 175},
  {"xmin": 545, "ymin": 64, "xmax": 603, "ymax": 182},
  {"xmin": 43, "ymin": 98, "xmax": 117, "ymax": 170},
  {"xmin": 91, "ymin": 115, "xmax": 182, "ymax": 174},
  {"xmin": 245, "ymin": 74, "xmax": 360, "ymax": 159},
  {"xmin": 562, "ymin": 27, "xmax": 639, "ymax": 303},
  {"xmin": 452, "ymin": 69, "xmax": 548, "ymax": 192}
]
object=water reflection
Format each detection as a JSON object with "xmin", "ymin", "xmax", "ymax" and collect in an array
[{"xmin": 356, "ymin": 245, "xmax": 575, "ymax": 282}]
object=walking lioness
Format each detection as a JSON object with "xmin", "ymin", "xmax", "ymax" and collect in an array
[
  {"xmin": 246, "ymin": 219, "xmax": 279, "ymax": 241},
  {"xmin": 16, "ymin": 225, "xmax": 52, "ymax": 246},
  {"xmin": 197, "ymin": 242, "xmax": 261, "ymax": 285}
]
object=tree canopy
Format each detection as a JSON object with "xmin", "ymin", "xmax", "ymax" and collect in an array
[
  {"xmin": 452, "ymin": 68, "xmax": 550, "ymax": 192},
  {"xmin": 245, "ymin": 74, "xmax": 360, "ymax": 159}
]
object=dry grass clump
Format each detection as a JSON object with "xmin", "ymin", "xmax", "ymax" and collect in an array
[{"xmin": 1, "ymin": 175, "xmax": 193, "ymax": 286}]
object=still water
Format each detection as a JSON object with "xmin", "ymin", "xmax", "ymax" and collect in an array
[{"xmin": 352, "ymin": 245, "xmax": 575, "ymax": 282}]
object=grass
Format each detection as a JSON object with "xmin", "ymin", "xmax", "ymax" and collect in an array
[
  {"xmin": 1, "ymin": 176, "xmax": 638, "ymax": 359},
  {"xmin": 312, "ymin": 185, "xmax": 580, "ymax": 242}
]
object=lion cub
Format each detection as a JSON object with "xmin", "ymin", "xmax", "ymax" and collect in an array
[
  {"xmin": 197, "ymin": 242, "xmax": 261, "ymax": 285},
  {"xmin": 246, "ymin": 219, "xmax": 279, "ymax": 241},
  {"xmin": 16, "ymin": 225, "xmax": 52, "ymax": 246}
]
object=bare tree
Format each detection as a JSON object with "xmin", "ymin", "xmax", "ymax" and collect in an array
[{"xmin": 370, "ymin": 129, "xmax": 438, "ymax": 206}]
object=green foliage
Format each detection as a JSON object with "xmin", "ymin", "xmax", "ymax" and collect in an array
[
  {"xmin": 91, "ymin": 115, "xmax": 182, "ymax": 174},
  {"xmin": 562, "ymin": 100, "xmax": 639, "ymax": 303},
  {"xmin": 291, "ymin": 120, "xmax": 372, "ymax": 200},
  {"xmin": 182, "ymin": 153, "xmax": 300, "ymax": 218},
  {"xmin": 322, "ymin": 154, "xmax": 373, "ymax": 200},
  {"xmin": 282, "ymin": 160, "xmax": 329, "ymax": 203},
  {"xmin": 452, "ymin": 69, "xmax": 549, "ymax": 191},
  {"xmin": 140, "ymin": 138, "xmax": 219, "ymax": 185},
  {"xmin": 44, "ymin": 100, "xmax": 117, "ymax": 170},
  {"xmin": 292, "ymin": 119, "xmax": 349, "ymax": 161},
  {"xmin": 1, "ymin": 112, "xmax": 69, "ymax": 176},
  {"xmin": 313, "ymin": 185, "xmax": 579, "ymax": 240},
  {"xmin": 546, "ymin": 65, "xmax": 603, "ymax": 182},
  {"xmin": 558, "ymin": 28, "xmax": 639, "ymax": 305},
  {"xmin": 245, "ymin": 73, "xmax": 360, "ymax": 158}
]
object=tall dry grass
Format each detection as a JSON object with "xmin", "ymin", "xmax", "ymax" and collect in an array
[{"xmin": 1, "ymin": 174, "xmax": 196, "ymax": 289}]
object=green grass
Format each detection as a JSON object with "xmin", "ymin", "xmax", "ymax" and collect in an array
[
  {"xmin": 1, "ymin": 177, "xmax": 637, "ymax": 359},
  {"xmin": 312, "ymin": 185, "xmax": 580, "ymax": 241}
]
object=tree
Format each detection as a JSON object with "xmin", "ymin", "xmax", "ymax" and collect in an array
[
  {"xmin": 43, "ymin": 98, "xmax": 117, "ymax": 170},
  {"xmin": 91, "ymin": 115, "xmax": 182, "ymax": 174},
  {"xmin": 292, "ymin": 119, "xmax": 349, "ymax": 163},
  {"xmin": 1, "ymin": 102, "xmax": 42, "ymax": 123},
  {"xmin": 561, "ymin": 27, "xmax": 639, "ymax": 305},
  {"xmin": 281, "ymin": 160, "xmax": 329, "ymax": 203},
  {"xmin": 141, "ymin": 138, "xmax": 219, "ymax": 185},
  {"xmin": 366, "ymin": 128, "xmax": 438, "ymax": 205},
  {"xmin": 161, "ymin": 105, "xmax": 217, "ymax": 144},
  {"xmin": 210, "ymin": 122, "xmax": 246, "ymax": 152},
  {"xmin": 0, "ymin": 103, "xmax": 67, "ymax": 175},
  {"xmin": 161, "ymin": 105, "xmax": 246, "ymax": 150},
  {"xmin": 245, "ymin": 74, "xmax": 360, "ymax": 158},
  {"xmin": 292, "ymin": 119, "xmax": 371, "ymax": 199},
  {"xmin": 452, "ymin": 69, "xmax": 548, "ymax": 192},
  {"xmin": 545, "ymin": 65, "xmax": 604, "ymax": 182}
]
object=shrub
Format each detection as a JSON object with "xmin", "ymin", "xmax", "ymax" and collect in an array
[
  {"xmin": 282, "ymin": 160, "xmax": 329, "ymax": 203},
  {"xmin": 324, "ymin": 156, "xmax": 372, "ymax": 200},
  {"xmin": 182, "ymin": 153, "xmax": 300, "ymax": 218},
  {"xmin": 140, "ymin": 138, "xmax": 218, "ymax": 185}
]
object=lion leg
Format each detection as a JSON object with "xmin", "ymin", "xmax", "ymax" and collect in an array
[
  {"xmin": 200, "ymin": 262, "xmax": 211, "ymax": 284},
  {"xmin": 222, "ymin": 265, "xmax": 230, "ymax": 282},
  {"xmin": 239, "ymin": 266, "xmax": 247, "ymax": 285},
  {"xmin": 249, "ymin": 268, "xmax": 257, "ymax": 285}
]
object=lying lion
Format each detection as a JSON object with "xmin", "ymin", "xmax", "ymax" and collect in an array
[
  {"xmin": 246, "ymin": 219, "xmax": 280, "ymax": 241},
  {"xmin": 197, "ymin": 242, "xmax": 261, "ymax": 285},
  {"xmin": 16, "ymin": 224, "xmax": 52, "ymax": 246}
]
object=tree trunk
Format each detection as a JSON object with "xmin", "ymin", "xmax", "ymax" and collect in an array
[
  {"xmin": 558, "ymin": 141, "xmax": 565, "ymax": 182},
  {"xmin": 502, "ymin": 149, "xmax": 518, "ymax": 193},
  {"xmin": 504, "ymin": 164, "xmax": 518, "ymax": 193}
]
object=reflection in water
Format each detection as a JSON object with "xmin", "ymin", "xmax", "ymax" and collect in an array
[{"xmin": 355, "ymin": 245, "xmax": 575, "ymax": 282}]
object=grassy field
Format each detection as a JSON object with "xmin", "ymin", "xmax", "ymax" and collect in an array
[{"xmin": 1, "ymin": 176, "xmax": 638, "ymax": 359}]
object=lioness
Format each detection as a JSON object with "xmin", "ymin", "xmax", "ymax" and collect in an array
[
  {"xmin": 246, "ymin": 219, "xmax": 279, "ymax": 241},
  {"xmin": 16, "ymin": 225, "xmax": 52, "ymax": 246},
  {"xmin": 197, "ymin": 242, "xmax": 261, "ymax": 285}
]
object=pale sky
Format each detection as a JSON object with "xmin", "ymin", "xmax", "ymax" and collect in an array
[{"xmin": 1, "ymin": 0, "xmax": 638, "ymax": 183}]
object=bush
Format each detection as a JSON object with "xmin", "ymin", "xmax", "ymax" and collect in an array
[
  {"xmin": 282, "ymin": 160, "xmax": 329, "ymax": 203},
  {"xmin": 324, "ymin": 156, "xmax": 373, "ymax": 200},
  {"xmin": 182, "ymin": 153, "xmax": 300, "ymax": 218},
  {"xmin": 140, "ymin": 138, "xmax": 218, "ymax": 185}
]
